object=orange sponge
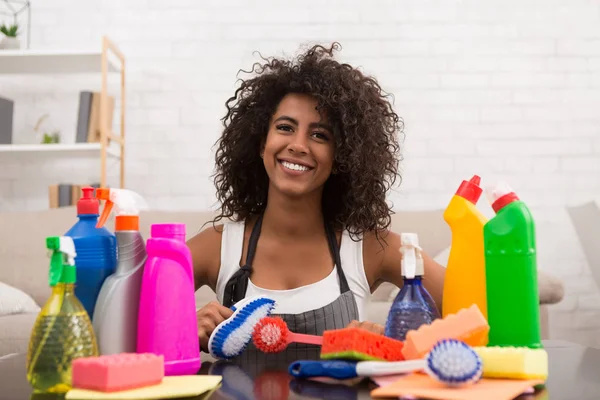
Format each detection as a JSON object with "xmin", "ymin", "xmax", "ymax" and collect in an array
[
  {"xmin": 402, "ymin": 304, "xmax": 489, "ymax": 360},
  {"xmin": 320, "ymin": 327, "xmax": 404, "ymax": 362}
]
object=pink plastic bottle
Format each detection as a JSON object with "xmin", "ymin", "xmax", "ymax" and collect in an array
[{"xmin": 137, "ymin": 223, "xmax": 200, "ymax": 375}]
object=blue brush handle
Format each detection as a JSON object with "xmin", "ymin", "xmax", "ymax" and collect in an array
[{"xmin": 289, "ymin": 360, "xmax": 359, "ymax": 380}]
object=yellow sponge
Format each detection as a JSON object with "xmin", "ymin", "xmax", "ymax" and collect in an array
[{"xmin": 473, "ymin": 346, "xmax": 548, "ymax": 380}]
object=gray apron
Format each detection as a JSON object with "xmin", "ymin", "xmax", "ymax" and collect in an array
[{"xmin": 221, "ymin": 213, "xmax": 360, "ymax": 375}]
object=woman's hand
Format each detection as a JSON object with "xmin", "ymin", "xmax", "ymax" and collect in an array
[
  {"xmin": 197, "ymin": 301, "xmax": 234, "ymax": 352},
  {"xmin": 346, "ymin": 320, "xmax": 385, "ymax": 335}
]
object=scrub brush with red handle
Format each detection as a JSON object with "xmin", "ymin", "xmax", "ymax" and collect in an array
[
  {"xmin": 252, "ymin": 317, "xmax": 323, "ymax": 353},
  {"xmin": 253, "ymin": 316, "xmax": 405, "ymax": 362}
]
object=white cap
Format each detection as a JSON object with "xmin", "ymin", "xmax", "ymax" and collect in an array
[
  {"xmin": 486, "ymin": 181, "xmax": 513, "ymax": 206},
  {"xmin": 400, "ymin": 232, "xmax": 424, "ymax": 279}
]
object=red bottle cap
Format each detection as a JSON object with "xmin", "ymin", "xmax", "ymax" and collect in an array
[
  {"xmin": 77, "ymin": 187, "xmax": 99, "ymax": 215},
  {"xmin": 455, "ymin": 175, "xmax": 483, "ymax": 205},
  {"xmin": 491, "ymin": 192, "xmax": 520, "ymax": 213}
]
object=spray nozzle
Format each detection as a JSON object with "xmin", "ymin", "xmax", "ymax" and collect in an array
[
  {"xmin": 46, "ymin": 236, "xmax": 77, "ymax": 286},
  {"xmin": 96, "ymin": 188, "xmax": 149, "ymax": 228},
  {"xmin": 400, "ymin": 233, "xmax": 423, "ymax": 279}
]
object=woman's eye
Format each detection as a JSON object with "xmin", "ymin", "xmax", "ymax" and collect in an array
[
  {"xmin": 276, "ymin": 124, "xmax": 293, "ymax": 132},
  {"xmin": 312, "ymin": 132, "xmax": 329, "ymax": 141}
]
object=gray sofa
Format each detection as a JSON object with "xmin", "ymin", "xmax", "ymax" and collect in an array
[{"xmin": 0, "ymin": 206, "xmax": 564, "ymax": 357}]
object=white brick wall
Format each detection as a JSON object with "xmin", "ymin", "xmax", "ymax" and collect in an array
[{"xmin": 1, "ymin": 0, "xmax": 600, "ymax": 347}]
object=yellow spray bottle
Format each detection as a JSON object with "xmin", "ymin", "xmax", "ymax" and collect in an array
[
  {"xmin": 26, "ymin": 236, "xmax": 98, "ymax": 393},
  {"xmin": 441, "ymin": 175, "xmax": 488, "ymax": 322}
]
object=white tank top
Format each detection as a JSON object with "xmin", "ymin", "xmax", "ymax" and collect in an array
[{"xmin": 215, "ymin": 221, "xmax": 371, "ymax": 321}]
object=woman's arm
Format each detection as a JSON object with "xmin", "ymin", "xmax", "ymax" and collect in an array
[
  {"xmin": 363, "ymin": 230, "xmax": 446, "ymax": 313},
  {"xmin": 186, "ymin": 224, "xmax": 224, "ymax": 292},
  {"xmin": 187, "ymin": 224, "xmax": 236, "ymax": 351}
]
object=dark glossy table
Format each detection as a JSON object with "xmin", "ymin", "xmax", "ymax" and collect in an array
[{"xmin": 1, "ymin": 340, "xmax": 598, "ymax": 399}]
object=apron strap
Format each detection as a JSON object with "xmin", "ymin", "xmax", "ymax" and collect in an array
[
  {"xmin": 324, "ymin": 220, "xmax": 351, "ymax": 294},
  {"xmin": 222, "ymin": 213, "xmax": 264, "ymax": 308},
  {"xmin": 222, "ymin": 213, "xmax": 351, "ymax": 308}
]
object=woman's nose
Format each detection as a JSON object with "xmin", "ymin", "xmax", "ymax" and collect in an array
[{"xmin": 288, "ymin": 135, "xmax": 309, "ymax": 154}]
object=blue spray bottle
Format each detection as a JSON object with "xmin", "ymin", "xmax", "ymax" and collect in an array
[
  {"xmin": 64, "ymin": 187, "xmax": 117, "ymax": 319},
  {"xmin": 385, "ymin": 233, "xmax": 440, "ymax": 341}
]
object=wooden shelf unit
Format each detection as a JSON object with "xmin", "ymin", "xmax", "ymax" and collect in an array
[{"xmin": 0, "ymin": 36, "xmax": 126, "ymax": 188}]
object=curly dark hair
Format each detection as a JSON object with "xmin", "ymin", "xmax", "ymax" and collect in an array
[{"xmin": 211, "ymin": 42, "xmax": 403, "ymax": 238}]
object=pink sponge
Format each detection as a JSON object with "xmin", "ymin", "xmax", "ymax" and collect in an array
[{"xmin": 72, "ymin": 353, "xmax": 164, "ymax": 392}]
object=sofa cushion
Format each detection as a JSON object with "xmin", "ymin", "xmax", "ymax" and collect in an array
[
  {"xmin": 414, "ymin": 244, "xmax": 564, "ymax": 305},
  {"xmin": 0, "ymin": 313, "xmax": 38, "ymax": 357},
  {"xmin": 0, "ymin": 207, "xmax": 79, "ymax": 306},
  {"xmin": 195, "ymin": 285, "xmax": 217, "ymax": 308},
  {"xmin": 389, "ymin": 209, "xmax": 449, "ymax": 257},
  {"xmin": 0, "ymin": 282, "xmax": 40, "ymax": 317}
]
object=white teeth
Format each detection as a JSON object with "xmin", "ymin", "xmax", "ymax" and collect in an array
[{"xmin": 281, "ymin": 161, "xmax": 310, "ymax": 172}]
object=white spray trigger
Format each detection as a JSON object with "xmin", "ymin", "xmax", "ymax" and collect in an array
[
  {"xmin": 109, "ymin": 188, "xmax": 149, "ymax": 216},
  {"xmin": 400, "ymin": 233, "xmax": 423, "ymax": 279},
  {"xmin": 59, "ymin": 236, "xmax": 77, "ymax": 266}
]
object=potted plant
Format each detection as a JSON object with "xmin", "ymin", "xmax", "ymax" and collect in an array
[
  {"xmin": 0, "ymin": 23, "xmax": 20, "ymax": 50},
  {"xmin": 42, "ymin": 131, "xmax": 61, "ymax": 144}
]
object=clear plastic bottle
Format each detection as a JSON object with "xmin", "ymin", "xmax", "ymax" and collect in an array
[
  {"xmin": 26, "ymin": 236, "xmax": 98, "ymax": 393},
  {"xmin": 385, "ymin": 233, "xmax": 440, "ymax": 341}
]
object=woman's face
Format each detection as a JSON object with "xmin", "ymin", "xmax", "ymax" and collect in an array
[{"xmin": 262, "ymin": 93, "xmax": 335, "ymax": 199}]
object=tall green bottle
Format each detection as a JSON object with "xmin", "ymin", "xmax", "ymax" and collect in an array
[{"xmin": 484, "ymin": 182, "xmax": 542, "ymax": 349}]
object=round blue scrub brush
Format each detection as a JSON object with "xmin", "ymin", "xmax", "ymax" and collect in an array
[
  {"xmin": 290, "ymin": 338, "xmax": 482, "ymax": 386},
  {"xmin": 424, "ymin": 339, "xmax": 483, "ymax": 386},
  {"xmin": 208, "ymin": 295, "xmax": 276, "ymax": 360}
]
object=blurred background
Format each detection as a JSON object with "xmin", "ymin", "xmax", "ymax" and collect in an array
[{"xmin": 0, "ymin": 1, "xmax": 599, "ymax": 349}]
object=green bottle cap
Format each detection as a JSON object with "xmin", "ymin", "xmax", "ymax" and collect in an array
[{"xmin": 46, "ymin": 236, "xmax": 77, "ymax": 286}]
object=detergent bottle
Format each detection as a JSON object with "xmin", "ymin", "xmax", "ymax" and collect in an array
[
  {"xmin": 484, "ymin": 181, "xmax": 542, "ymax": 349},
  {"xmin": 64, "ymin": 187, "xmax": 117, "ymax": 319},
  {"xmin": 442, "ymin": 175, "xmax": 488, "ymax": 321},
  {"xmin": 137, "ymin": 223, "xmax": 200, "ymax": 375},
  {"xmin": 385, "ymin": 233, "xmax": 440, "ymax": 341},
  {"xmin": 27, "ymin": 236, "xmax": 98, "ymax": 393},
  {"xmin": 92, "ymin": 188, "xmax": 149, "ymax": 355}
]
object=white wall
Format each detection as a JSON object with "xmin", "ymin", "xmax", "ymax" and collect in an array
[{"xmin": 1, "ymin": 0, "xmax": 600, "ymax": 346}]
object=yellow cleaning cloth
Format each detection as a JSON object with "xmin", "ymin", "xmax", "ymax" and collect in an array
[{"xmin": 65, "ymin": 375, "xmax": 222, "ymax": 400}]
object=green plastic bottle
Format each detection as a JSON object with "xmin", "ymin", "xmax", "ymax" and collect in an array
[
  {"xmin": 26, "ymin": 236, "xmax": 98, "ymax": 393},
  {"xmin": 484, "ymin": 182, "xmax": 542, "ymax": 349}
]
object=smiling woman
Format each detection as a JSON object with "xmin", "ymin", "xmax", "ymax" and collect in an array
[{"xmin": 187, "ymin": 42, "xmax": 446, "ymax": 358}]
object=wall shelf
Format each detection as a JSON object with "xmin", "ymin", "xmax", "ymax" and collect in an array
[
  {"xmin": 0, "ymin": 49, "xmax": 120, "ymax": 74},
  {"xmin": 0, "ymin": 142, "xmax": 120, "ymax": 158}
]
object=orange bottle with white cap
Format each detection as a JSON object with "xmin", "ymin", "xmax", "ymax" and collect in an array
[
  {"xmin": 441, "ymin": 175, "xmax": 488, "ymax": 322},
  {"xmin": 91, "ymin": 188, "xmax": 149, "ymax": 355}
]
